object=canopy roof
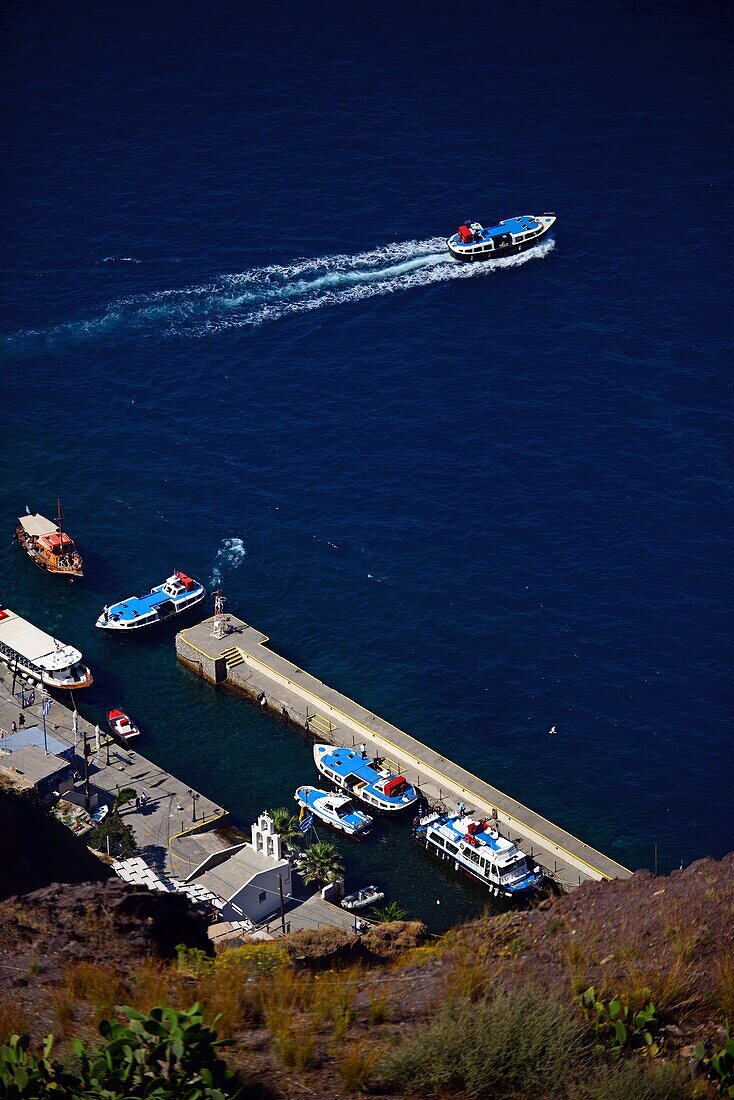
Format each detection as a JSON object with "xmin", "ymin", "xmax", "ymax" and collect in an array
[
  {"xmin": 18, "ymin": 513, "xmax": 58, "ymax": 537},
  {"xmin": 38, "ymin": 532, "xmax": 74, "ymax": 550}
]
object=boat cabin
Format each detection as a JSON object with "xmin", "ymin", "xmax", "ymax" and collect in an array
[{"xmin": 421, "ymin": 812, "xmax": 537, "ymax": 891}]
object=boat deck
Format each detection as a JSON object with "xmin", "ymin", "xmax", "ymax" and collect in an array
[
  {"xmin": 316, "ymin": 745, "xmax": 416, "ymax": 806},
  {"xmin": 177, "ymin": 615, "xmax": 632, "ymax": 891},
  {"xmin": 108, "ymin": 589, "xmax": 171, "ymax": 621},
  {"xmin": 0, "ymin": 609, "xmax": 81, "ymax": 669}
]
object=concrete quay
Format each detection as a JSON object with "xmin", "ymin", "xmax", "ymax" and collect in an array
[
  {"xmin": 0, "ymin": 669, "xmax": 229, "ymax": 882},
  {"xmin": 177, "ymin": 615, "xmax": 632, "ymax": 892}
]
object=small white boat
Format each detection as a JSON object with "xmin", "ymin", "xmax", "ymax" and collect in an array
[
  {"xmin": 341, "ymin": 885, "xmax": 385, "ymax": 911},
  {"xmin": 107, "ymin": 708, "xmax": 140, "ymax": 741},
  {"xmin": 295, "ymin": 785, "xmax": 373, "ymax": 838}
]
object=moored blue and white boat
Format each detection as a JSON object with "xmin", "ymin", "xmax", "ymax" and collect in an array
[
  {"xmin": 295, "ymin": 785, "xmax": 374, "ymax": 838},
  {"xmin": 313, "ymin": 744, "xmax": 419, "ymax": 813},
  {"xmin": 96, "ymin": 571, "xmax": 206, "ymax": 631},
  {"xmin": 412, "ymin": 807, "xmax": 544, "ymax": 899},
  {"xmin": 447, "ymin": 214, "xmax": 556, "ymax": 262}
]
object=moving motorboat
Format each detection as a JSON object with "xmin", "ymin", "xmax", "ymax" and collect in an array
[
  {"xmin": 96, "ymin": 571, "xmax": 206, "ymax": 631},
  {"xmin": 447, "ymin": 214, "xmax": 556, "ymax": 262}
]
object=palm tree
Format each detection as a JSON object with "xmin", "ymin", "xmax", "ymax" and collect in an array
[
  {"xmin": 370, "ymin": 900, "xmax": 408, "ymax": 923},
  {"xmin": 112, "ymin": 786, "xmax": 137, "ymax": 814},
  {"xmin": 269, "ymin": 806, "xmax": 304, "ymax": 850},
  {"xmin": 298, "ymin": 841, "xmax": 344, "ymax": 885}
]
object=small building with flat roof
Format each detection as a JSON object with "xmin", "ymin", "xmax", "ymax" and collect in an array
[
  {"xmin": 0, "ymin": 725, "xmax": 75, "ymax": 761},
  {"xmin": 0, "ymin": 743, "xmax": 74, "ymax": 799}
]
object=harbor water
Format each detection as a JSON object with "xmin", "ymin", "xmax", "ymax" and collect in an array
[{"xmin": 1, "ymin": 1, "xmax": 731, "ymax": 928}]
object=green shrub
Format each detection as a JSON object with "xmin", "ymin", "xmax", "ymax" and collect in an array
[
  {"xmin": 0, "ymin": 1004, "xmax": 242, "ymax": 1099},
  {"xmin": 376, "ymin": 987, "xmax": 586, "ymax": 1098},
  {"xmin": 0, "ymin": 1033, "xmax": 74, "ymax": 1097},
  {"xmin": 88, "ymin": 813, "xmax": 137, "ymax": 858},
  {"xmin": 579, "ymin": 986, "xmax": 662, "ymax": 1055},
  {"xmin": 567, "ymin": 1058, "xmax": 693, "ymax": 1100},
  {"xmin": 370, "ymin": 901, "xmax": 408, "ymax": 923},
  {"xmin": 695, "ymin": 1033, "xmax": 734, "ymax": 1094}
]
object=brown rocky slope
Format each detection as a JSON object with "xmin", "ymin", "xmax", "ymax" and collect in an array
[{"xmin": 0, "ymin": 855, "xmax": 732, "ymax": 1098}]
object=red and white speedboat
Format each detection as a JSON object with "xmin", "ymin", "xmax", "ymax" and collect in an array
[{"xmin": 107, "ymin": 708, "xmax": 140, "ymax": 741}]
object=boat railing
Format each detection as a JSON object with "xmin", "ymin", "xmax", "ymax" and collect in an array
[
  {"xmin": 46, "ymin": 555, "xmax": 82, "ymax": 574},
  {"xmin": 0, "ymin": 639, "xmax": 43, "ymax": 677}
]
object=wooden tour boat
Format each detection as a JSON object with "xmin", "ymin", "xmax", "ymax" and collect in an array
[{"xmin": 16, "ymin": 502, "xmax": 83, "ymax": 578}]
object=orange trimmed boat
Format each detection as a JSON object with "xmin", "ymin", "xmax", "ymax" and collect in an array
[{"xmin": 16, "ymin": 501, "xmax": 83, "ymax": 578}]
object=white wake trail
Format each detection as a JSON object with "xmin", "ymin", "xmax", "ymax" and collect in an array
[{"xmin": 3, "ymin": 236, "xmax": 554, "ymax": 350}]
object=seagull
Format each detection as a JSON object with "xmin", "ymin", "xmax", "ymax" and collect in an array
[{"xmin": 549, "ymin": 725, "xmax": 557, "ymax": 735}]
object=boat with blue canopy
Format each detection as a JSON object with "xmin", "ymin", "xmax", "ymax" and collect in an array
[
  {"xmin": 447, "ymin": 214, "xmax": 556, "ymax": 262},
  {"xmin": 412, "ymin": 806, "xmax": 544, "ymax": 899},
  {"xmin": 95, "ymin": 571, "xmax": 206, "ymax": 631},
  {"xmin": 295, "ymin": 785, "xmax": 374, "ymax": 839},
  {"xmin": 313, "ymin": 744, "xmax": 419, "ymax": 813}
]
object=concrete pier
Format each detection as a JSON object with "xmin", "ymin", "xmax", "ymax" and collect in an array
[
  {"xmin": 177, "ymin": 615, "xmax": 631, "ymax": 892},
  {"xmin": 0, "ymin": 670, "xmax": 229, "ymax": 881}
]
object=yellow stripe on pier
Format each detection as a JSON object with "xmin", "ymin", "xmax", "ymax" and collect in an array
[{"xmin": 177, "ymin": 616, "xmax": 631, "ymax": 889}]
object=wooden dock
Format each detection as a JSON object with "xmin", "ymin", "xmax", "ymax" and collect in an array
[{"xmin": 177, "ymin": 615, "xmax": 631, "ymax": 891}]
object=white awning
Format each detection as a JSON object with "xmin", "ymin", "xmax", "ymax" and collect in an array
[{"xmin": 18, "ymin": 514, "xmax": 57, "ymax": 537}]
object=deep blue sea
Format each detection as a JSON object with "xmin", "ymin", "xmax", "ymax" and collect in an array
[{"xmin": 1, "ymin": 1, "xmax": 732, "ymax": 929}]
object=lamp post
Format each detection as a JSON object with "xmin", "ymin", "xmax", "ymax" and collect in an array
[
  {"xmin": 188, "ymin": 788, "xmax": 200, "ymax": 822},
  {"xmin": 41, "ymin": 691, "xmax": 51, "ymax": 756}
]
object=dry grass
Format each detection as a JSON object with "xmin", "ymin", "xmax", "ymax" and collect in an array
[
  {"xmin": 271, "ymin": 1019, "xmax": 315, "ymax": 1072},
  {"xmin": 664, "ymin": 906, "xmax": 700, "ymax": 964},
  {"xmin": 261, "ymin": 964, "xmax": 309, "ymax": 1020},
  {"xmin": 261, "ymin": 965, "xmax": 316, "ymax": 1068},
  {"xmin": 367, "ymin": 991, "xmax": 393, "ymax": 1025},
  {"xmin": 714, "ymin": 953, "xmax": 734, "ymax": 1021},
  {"xmin": 0, "ymin": 1002, "xmax": 29, "ymax": 1042},
  {"xmin": 50, "ymin": 986, "xmax": 76, "ymax": 1039},
  {"xmin": 439, "ymin": 947, "xmax": 493, "ymax": 1003},
  {"xmin": 616, "ymin": 955, "xmax": 704, "ymax": 1017},
  {"xmin": 64, "ymin": 961, "xmax": 127, "ymax": 1020},
  {"xmin": 334, "ymin": 1039, "xmax": 375, "ymax": 1092},
  {"xmin": 129, "ymin": 959, "xmax": 180, "ymax": 1014},
  {"xmin": 311, "ymin": 968, "xmax": 357, "ymax": 1039},
  {"xmin": 566, "ymin": 936, "xmax": 588, "ymax": 994},
  {"xmin": 394, "ymin": 940, "xmax": 443, "ymax": 968},
  {"xmin": 197, "ymin": 954, "xmax": 263, "ymax": 1033}
]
